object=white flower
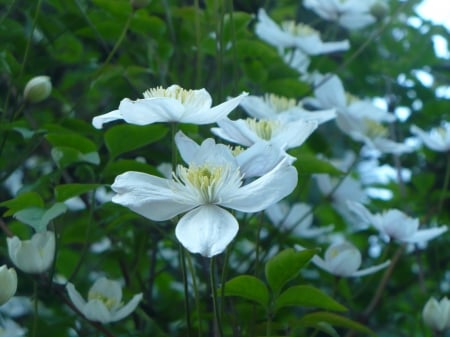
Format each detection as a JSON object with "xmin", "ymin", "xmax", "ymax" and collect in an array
[
  {"xmin": 0, "ymin": 318, "xmax": 27, "ymax": 337},
  {"xmin": 111, "ymin": 137, "xmax": 298, "ymax": 257},
  {"xmin": 66, "ymin": 277, "xmax": 142, "ymax": 324},
  {"xmin": 175, "ymin": 131, "xmax": 294, "ymax": 178},
  {"xmin": 280, "ymin": 48, "xmax": 311, "ymax": 74},
  {"xmin": 239, "ymin": 93, "xmax": 336, "ymax": 124},
  {"xmin": 265, "ymin": 202, "xmax": 334, "ymax": 238},
  {"xmin": 211, "ymin": 117, "xmax": 318, "ymax": 151},
  {"xmin": 92, "ymin": 84, "xmax": 248, "ymax": 129},
  {"xmin": 347, "ymin": 201, "xmax": 448, "ymax": 243},
  {"xmin": 422, "ymin": 297, "xmax": 450, "ymax": 331},
  {"xmin": 0, "ymin": 265, "xmax": 17, "ymax": 305},
  {"xmin": 303, "ymin": 0, "xmax": 378, "ymax": 30},
  {"xmin": 23, "ymin": 76, "xmax": 52, "ymax": 103},
  {"xmin": 255, "ymin": 9, "xmax": 350, "ymax": 55},
  {"xmin": 307, "ymin": 241, "xmax": 390, "ymax": 277},
  {"xmin": 410, "ymin": 123, "xmax": 450, "ymax": 152},
  {"xmin": 7, "ymin": 231, "xmax": 55, "ymax": 274}
]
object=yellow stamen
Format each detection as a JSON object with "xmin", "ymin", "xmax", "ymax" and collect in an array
[
  {"xmin": 264, "ymin": 93, "xmax": 297, "ymax": 113},
  {"xmin": 143, "ymin": 86, "xmax": 194, "ymax": 104},
  {"xmin": 246, "ymin": 118, "xmax": 278, "ymax": 140}
]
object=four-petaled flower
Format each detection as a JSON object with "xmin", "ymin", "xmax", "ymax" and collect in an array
[
  {"xmin": 347, "ymin": 201, "xmax": 448, "ymax": 243},
  {"xmin": 111, "ymin": 136, "xmax": 298, "ymax": 257},
  {"xmin": 66, "ymin": 277, "xmax": 142, "ymax": 324},
  {"xmin": 92, "ymin": 84, "xmax": 247, "ymax": 129},
  {"xmin": 305, "ymin": 241, "xmax": 390, "ymax": 277}
]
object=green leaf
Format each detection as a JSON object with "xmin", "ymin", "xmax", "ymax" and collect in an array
[
  {"xmin": 14, "ymin": 203, "xmax": 68, "ymax": 232},
  {"xmin": 221, "ymin": 275, "xmax": 269, "ymax": 308},
  {"xmin": 294, "ymin": 153, "xmax": 344, "ymax": 175},
  {"xmin": 105, "ymin": 124, "xmax": 168, "ymax": 158},
  {"xmin": 274, "ymin": 285, "xmax": 347, "ymax": 313},
  {"xmin": 263, "ymin": 78, "xmax": 310, "ymax": 97},
  {"xmin": 55, "ymin": 184, "xmax": 103, "ymax": 202},
  {"xmin": 46, "ymin": 133, "xmax": 97, "ymax": 153},
  {"xmin": 265, "ymin": 248, "xmax": 316, "ymax": 295},
  {"xmin": 51, "ymin": 147, "xmax": 100, "ymax": 168},
  {"xmin": 297, "ymin": 312, "xmax": 376, "ymax": 336},
  {"xmin": 0, "ymin": 192, "xmax": 44, "ymax": 216}
]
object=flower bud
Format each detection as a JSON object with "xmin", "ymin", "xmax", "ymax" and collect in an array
[
  {"xmin": 370, "ymin": 1, "xmax": 389, "ymax": 20},
  {"xmin": 0, "ymin": 265, "xmax": 17, "ymax": 305},
  {"xmin": 7, "ymin": 231, "xmax": 55, "ymax": 274},
  {"xmin": 23, "ymin": 76, "xmax": 52, "ymax": 103},
  {"xmin": 422, "ymin": 297, "xmax": 450, "ymax": 331}
]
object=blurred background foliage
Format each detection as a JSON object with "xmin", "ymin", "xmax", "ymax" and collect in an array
[{"xmin": 1, "ymin": 0, "xmax": 450, "ymax": 336}]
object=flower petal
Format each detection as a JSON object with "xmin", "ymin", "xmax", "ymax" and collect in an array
[
  {"xmin": 111, "ymin": 293, "xmax": 143, "ymax": 322},
  {"xmin": 405, "ymin": 226, "xmax": 448, "ymax": 243},
  {"xmin": 239, "ymin": 95, "xmax": 274, "ymax": 119},
  {"xmin": 121, "ymin": 97, "xmax": 186, "ymax": 124},
  {"xmin": 66, "ymin": 283, "xmax": 87, "ymax": 312},
  {"xmin": 175, "ymin": 131, "xmax": 200, "ymax": 164},
  {"xmin": 175, "ymin": 205, "xmax": 239, "ymax": 257},
  {"xmin": 89, "ymin": 278, "xmax": 122, "ymax": 305},
  {"xmin": 211, "ymin": 118, "xmax": 259, "ymax": 147},
  {"xmin": 83, "ymin": 299, "xmax": 113, "ymax": 323},
  {"xmin": 271, "ymin": 119, "xmax": 318, "ymax": 149},
  {"xmin": 221, "ymin": 160, "xmax": 298, "ymax": 213},
  {"xmin": 351, "ymin": 260, "xmax": 391, "ymax": 277},
  {"xmin": 92, "ymin": 109, "xmax": 123, "ymax": 129},
  {"xmin": 111, "ymin": 171, "xmax": 195, "ymax": 221}
]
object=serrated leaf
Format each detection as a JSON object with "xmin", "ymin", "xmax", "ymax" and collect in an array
[
  {"xmin": 221, "ymin": 275, "xmax": 269, "ymax": 308},
  {"xmin": 265, "ymin": 248, "xmax": 316, "ymax": 295},
  {"xmin": 0, "ymin": 192, "xmax": 44, "ymax": 216},
  {"xmin": 105, "ymin": 124, "xmax": 168, "ymax": 158},
  {"xmin": 14, "ymin": 203, "xmax": 67, "ymax": 232},
  {"xmin": 297, "ymin": 312, "xmax": 376, "ymax": 336},
  {"xmin": 274, "ymin": 285, "xmax": 347, "ymax": 313},
  {"xmin": 55, "ymin": 184, "xmax": 103, "ymax": 202}
]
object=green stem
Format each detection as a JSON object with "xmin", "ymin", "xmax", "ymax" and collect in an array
[
  {"xmin": 171, "ymin": 123, "xmax": 179, "ymax": 170},
  {"xmin": 210, "ymin": 257, "xmax": 224, "ymax": 337},
  {"xmin": 32, "ymin": 281, "xmax": 39, "ymax": 337},
  {"xmin": 438, "ymin": 152, "xmax": 450, "ymax": 214},
  {"xmin": 180, "ymin": 247, "xmax": 193, "ymax": 337},
  {"xmin": 186, "ymin": 252, "xmax": 202, "ymax": 337},
  {"xmin": 194, "ymin": 0, "xmax": 202, "ymax": 87}
]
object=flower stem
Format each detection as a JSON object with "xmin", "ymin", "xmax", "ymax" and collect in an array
[
  {"xmin": 438, "ymin": 152, "xmax": 450, "ymax": 214},
  {"xmin": 186, "ymin": 252, "xmax": 203, "ymax": 337},
  {"xmin": 180, "ymin": 246, "xmax": 193, "ymax": 337},
  {"xmin": 210, "ymin": 257, "xmax": 224, "ymax": 337},
  {"xmin": 32, "ymin": 281, "xmax": 39, "ymax": 337}
]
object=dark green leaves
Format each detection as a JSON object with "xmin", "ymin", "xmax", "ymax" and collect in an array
[{"xmin": 222, "ymin": 275, "xmax": 269, "ymax": 308}]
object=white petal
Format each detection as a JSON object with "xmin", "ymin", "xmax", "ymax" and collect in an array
[
  {"xmin": 339, "ymin": 13, "xmax": 375, "ymax": 30},
  {"xmin": 175, "ymin": 205, "xmax": 239, "ymax": 257},
  {"xmin": 111, "ymin": 293, "xmax": 143, "ymax": 322},
  {"xmin": 346, "ymin": 201, "xmax": 374, "ymax": 227},
  {"xmin": 89, "ymin": 278, "xmax": 122, "ymax": 305},
  {"xmin": 175, "ymin": 131, "xmax": 200, "ymax": 164},
  {"xmin": 183, "ymin": 92, "xmax": 248, "ymax": 124},
  {"xmin": 271, "ymin": 119, "xmax": 318, "ymax": 149},
  {"xmin": 83, "ymin": 299, "xmax": 113, "ymax": 323},
  {"xmin": 351, "ymin": 260, "xmax": 390, "ymax": 277},
  {"xmin": 221, "ymin": 160, "xmax": 298, "ymax": 213},
  {"xmin": 405, "ymin": 226, "xmax": 448, "ymax": 243},
  {"xmin": 111, "ymin": 171, "xmax": 195, "ymax": 220},
  {"xmin": 212, "ymin": 118, "xmax": 260, "ymax": 147},
  {"xmin": 92, "ymin": 109, "xmax": 123, "ymax": 129},
  {"xmin": 314, "ymin": 75, "xmax": 347, "ymax": 110},
  {"xmin": 121, "ymin": 97, "xmax": 185, "ymax": 124},
  {"xmin": 239, "ymin": 95, "xmax": 274, "ymax": 119},
  {"xmin": 66, "ymin": 283, "xmax": 87, "ymax": 312}
]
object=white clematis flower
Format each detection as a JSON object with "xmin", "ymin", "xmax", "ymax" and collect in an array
[
  {"xmin": 422, "ymin": 297, "xmax": 450, "ymax": 332},
  {"xmin": 66, "ymin": 277, "xmax": 142, "ymax": 324},
  {"xmin": 211, "ymin": 117, "xmax": 318, "ymax": 151},
  {"xmin": 303, "ymin": 0, "xmax": 378, "ymax": 30},
  {"xmin": 347, "ymin": 201, "xmax": 448, "ymax": 243},
  {"xmin": 307, "ymin": 241, "xmax": 390, "ymax": 277},
  {"xmin": 239, "ymin": 93, "xmax": 336, "ymax": 124},
  {"xmin": 265, "ymin": 202, "xmax": 334, "ymax": 238},
  {"xmin": 111, "ymin": 137, "xmax": 298, "ymax": 257},
  {"xmin": 175, "ymin": 131, "xmax": 294, "ymax": 178},
  {"xmin": 7, "ymin": 231, "xmax": 55, "ymax": 274},
  {"xmin": 410, "ymin": 123, "xmax": 450, "ymax": 152},
  {"xmin": 255, "ymin": 9, "xmax": 350, "ymax": 55},
  {"xmin": 92, "ymin": 84, "xmax": 247, "ymax": 129}
]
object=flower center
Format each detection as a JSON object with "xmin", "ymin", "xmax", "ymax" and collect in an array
[
  {"xmin": 264, "ymin": 94, "xmax": 297, "ymax": 113},
  {"xmin": 245, "ymin": 118, "xmax": 279, "ymax": 140},
  {"xmin": 173, "ymin": 164, "xmax": 242, "ymax": 204},
  {"xmin": 143, "ymin": 85, "xmax": 194, "ymax": 104},
  {"xmin": 364, "ymin": 119, "xmax": 388, "ymax": 138},
  {"xmin": 88, "ymin": 292, "xmax": 120, "ymax": 310},
  {"xmin": 281, "ymin": 21, "xmax": 318, "ymax": 37},
  {"xmin": 345, "ymin": 92, "xmax": 359, "ymax": 105}
]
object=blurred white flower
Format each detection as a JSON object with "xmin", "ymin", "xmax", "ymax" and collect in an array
[
  {"xmin": 23, "ymin": 76, "xmax": 52, "ymax": 103},
  {"xmin": 410, "ymin": 123, "xmax": 450, "ymax": 152},
  {"xmin": 347, "ymin": 201, "xmax": 448, "ymax": 243},
  {"xmin": 280, "ymin": 48, "xmax": 311, "ymax": 74},
  {"xmin": 0, "ymin": 318, "xmax": 27, "ymax": 337},
  {"xmin": 422, "ymin": 297, "xmax": 450, "ymax": 331},
  {"xmin": 303, "ymin": 0, "xmax": 378, "ymax": 30},
  {"xmin": 265, "ymin": 202, "xmax": 334, "ymax": 238},
  {"xmin": 0, "ymin": 266, "xmax": 17, "ymax": 305},
  {"xmin": 66, "ymin": 277, "xmax": 142, "ymax": 324},
  {"xmin": 92, "ymin": 84, "xmax": 247, "ymax": 129},
  {"xmin": 7, "ymin": 231, "xmax": 55, "ymax": 274},
  {"xmin": 255, "ymin": 9, "xmax": 350, "ymax": 54},
  {"xmin": 239, "ymin": 93, "xmax": 335, "ymax": 124},
  {"xmin": 211, "ymin": 117, "xmax": 317, "ymax": 151},
  {"xmin": 307, "ymin": 241, "xmax": 390, "ymax": 277},
  {"xmin": 111, "ymin": 136, "xmax": 298, "ymax": 257}
]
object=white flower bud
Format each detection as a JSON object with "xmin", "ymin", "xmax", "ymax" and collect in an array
[
  {"xmin": 422, "ymin": 297, "xmax": 450, "ymax": 331},
  {"xmin": 0, "ymin": 265, "xmax": 17, "ymax": 305},
  {"xmin": 23, "ymin": 76, "xmax": 52, "ymax": 103},
  {"xmin": 7, "ymin": 231, "xmax": 55, "ymax": 274}
]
